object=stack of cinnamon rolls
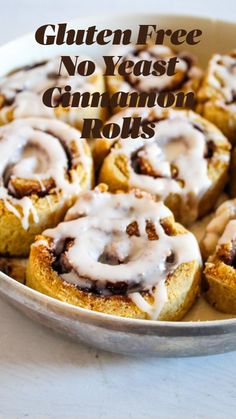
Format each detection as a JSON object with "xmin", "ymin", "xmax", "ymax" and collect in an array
[{"xmin": 1, "ymin": 45, "xmax": 236, "ymax": 320}]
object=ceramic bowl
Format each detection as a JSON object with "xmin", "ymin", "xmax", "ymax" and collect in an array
[{"xmin": 1, "ymin": 13, "xmax": 236, "ymax": 356}]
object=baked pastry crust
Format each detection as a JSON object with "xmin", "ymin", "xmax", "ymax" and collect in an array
[
  {"xmin": 0, "ymin": 118, "xmax": 93, "ymax": 256},
  {"xmin": 197, "ymin": 51, "xmax": 236, "ymax": 143},
  {"xmin": 96, "ymin": 108, "xmax": 230, "ymax": 225},
  {"xmin": 0, "ymin": 56, "xmax": 107, "ymax": 130},
  {"xmin": 26, "ymin": 188, "xmax": 201, "ymax": 321}
]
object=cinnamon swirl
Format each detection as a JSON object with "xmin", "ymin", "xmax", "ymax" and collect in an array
[
  {"xmin": 26, "ymin": 187, "xmax": 202, "ymax": 320},
  {"xmin": 0, "ymin": 56, "xmax": 106, "ymax": 130},
  {"xmin": 0, "ymin": 117, "xmax": 93, "ymax": 256},
  {"xmin": 106, "ymin": 44, "xmax": 202, "ymax": 112},
  {"xmin": 96, "ymin": 108, "xmax": 230, "ymax": 225},
  {"xmin": 197, "ymin": 51, "xmax": 236, "ymax": 143}
]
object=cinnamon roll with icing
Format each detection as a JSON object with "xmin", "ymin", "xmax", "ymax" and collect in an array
[
  {"xmin": 96, "ymin": 108, "xmax": 230, "ymax": 225},
  {"xmin": 0, "ymin": 56, "xmax": 106, "ymax": 130},
  {"xmin": 27, "ymin": 187, "xmax": 202, "ymax": 320},
  {"xmin": 203, "ymin": 199, "xmax": 236, "ymax": 314},
  {"xmin": 197, "ymin": 51, "xmax": 236, "ymax": 143},
  {"xmin": 0, "ymin": 118, "xmax": 93, "ymax": 256},
  {"xmin": 106, "ymin": 44, "xmax": 202, "ymax": 112}
]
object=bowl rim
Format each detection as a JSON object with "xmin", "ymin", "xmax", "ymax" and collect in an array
[
  {"xmin": 1, "ymin": 269, "xmax": 236, "ymax": 332},
  {"xmin": 1, "ymin": 11, "xmax": 236, "ymax": 332}
]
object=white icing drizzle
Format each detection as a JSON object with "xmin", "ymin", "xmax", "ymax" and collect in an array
[
  {"xmin": 44, "ymin": 190, "xmax": 201, "ymax": 320},
  {"xmin": 0, "ymin": 118, "xmax": 91, "ymax": 230},
  {"xmin": 0, "ymin": 56, "xmax": 102, "ymax": 121},
  {"xmin": 202, "ymin": 199, "xmax": 236, "ymax": 255},
  {"xmin": 107, "ymin": 108, "xmax": 228, "ymax": 223}
]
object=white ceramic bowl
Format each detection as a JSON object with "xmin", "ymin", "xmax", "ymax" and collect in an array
[{"xmin": 1, "ymin": 13, "xmax": 236, "ymax": 357}]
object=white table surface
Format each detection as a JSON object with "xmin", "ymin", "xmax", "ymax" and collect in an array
[{"xmin": 0, "ymin": 1, "xmax": 236, "ymax": 418}]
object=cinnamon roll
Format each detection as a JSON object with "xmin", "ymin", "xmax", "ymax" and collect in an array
[
  {"xmin": 106, "ymin": 44, "xmax": 202, "ymax": 112},
  {"xmin": 26, "ymin": 187, "xmax": 202, "ymax": 320},
  {"xmin": 197, "ymin": 51, "xmax": 236, "ymax": 143},
  {"xmin": 96, "ymin": 108, "xmax": 230, "ymax": 225},
  {"xmin": 0, "ymin": 117, "xmax": 93, "ymax": 256},
  {"xmin": 203, "ymin": 203, "xmax": 236, "ymax": 314},
  {"xmin": 0, "ymin": 56, "xmax": 106, "ymax": 130}
]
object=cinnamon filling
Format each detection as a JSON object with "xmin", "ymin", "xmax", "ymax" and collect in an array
[
  {"xmin": 126, "ymin": 220, "xmax": 140, "ymax": 237},
  {"xmin": 206, "ymin": 52, "xmax": 236, "ymax": 105},
  {"xmin": 44, "ymin": 129, "xmax": 73, "ymax": 171},
  {"xmin": 0, "ymin": 94, "xmax": 15, "ymax": 108}
]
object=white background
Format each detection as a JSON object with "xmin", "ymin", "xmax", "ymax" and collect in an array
[{"xmin": 0, "ymin": 0, "xmax": 236, "ymax": 418}]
